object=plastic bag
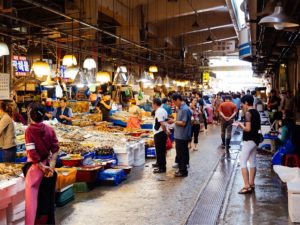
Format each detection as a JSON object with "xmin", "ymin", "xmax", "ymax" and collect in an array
[
  {"xmin": 272, "ymin": 149, "xmax": 284, "ymax": 165},
  {"xmin": 166, "ymin": 137, "xmax": 172, "ymax": 151},
  {"xmin": 55, "ymin": 81, "xmax": 63, "ymax": 98}
]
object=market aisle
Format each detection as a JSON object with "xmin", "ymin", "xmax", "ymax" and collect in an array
[{"xmin": 56, "ymin": 125, "xmax": 225, "ymax": 225}]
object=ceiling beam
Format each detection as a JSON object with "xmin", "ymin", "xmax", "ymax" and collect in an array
[
  {"xmin": 146, "ymin": 0, "xmax": 226, "ymax": 22},
  {"xmin": 155, "ymin": 11, "xmax": 232, "ymax": 38},
  {"xmin": 187, "ymin": 36, "xmax": 238, "ymax": 52},
  {"xmin": 183, "ymin": 28, "xmax": 237, "ymax": 47}
]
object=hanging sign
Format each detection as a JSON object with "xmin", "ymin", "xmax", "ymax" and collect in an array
[
  {"xmin": 238, "ymin": 28, "xmax": 251, "ymax": 60},
  {"xmin": 212, "ymin": 40, "xmax": 235, "ymax": 52},
  {"xmin": 203, "ymin": 72, "xmax": 210, "ymax": 83},
  {"xmin": 0, "ymin": 73, "xmax": 10, "ymax": 100},
  {"xmin": 12, "ymin": 56, "xmax": 30, "ymax": 76}
]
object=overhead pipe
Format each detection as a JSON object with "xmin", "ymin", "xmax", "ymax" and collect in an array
[
  {"xmin": 0, "ymin": 12, "xmax": 160, "ymax": 66},
  {"xmin": 20, "ymin": 0, "xmax": 176, "ymax": 61}
]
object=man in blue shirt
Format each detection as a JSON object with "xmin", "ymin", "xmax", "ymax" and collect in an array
[
  {"xmin": 232, "ymin": 94, "xmax": 241, "ymax": 121},
  {"xmin": 162, "ymin": 98, "xmax": 173, "ymax": 116},
  {"xmin": 168, "ymin": 93, "xmax": 192, "ymax": 177}
]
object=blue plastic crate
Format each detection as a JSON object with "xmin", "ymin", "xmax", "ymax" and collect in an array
[
  {"xmin": 97, "ymin": 169, "xmax": 126, "ymax": 186},
  {"xmin": 263, "ymin": 134, "xmax": 278, "ymax": 140},
  {"xmin": 0, "ymin": 150, "xmax": 3, "ymax": 162},
  {"xmin": 141, "ymin": 124, "xmax": 153, "ymax": 130},
  {"xmin": 15, "ymin": 156, "xmax": 27, "ymax": 163},
  {"xmin": 146, "ymin": 147, "xmax": 156, "ymax": 158}
]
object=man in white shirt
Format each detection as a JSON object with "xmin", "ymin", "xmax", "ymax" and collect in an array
[{"xmin": 152, "ymin": 98, "xmax": 168, "ymax": 173}]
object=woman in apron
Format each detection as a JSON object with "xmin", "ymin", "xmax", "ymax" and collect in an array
[
  {"xmin": 25, "ymin": 103, "xmax": 59, "ymax": 225},
  {"xmin": 127, "ymin": 99, "xmax": 142, "ymax": 129}
]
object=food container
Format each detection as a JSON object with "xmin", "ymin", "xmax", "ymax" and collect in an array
[
  {"xmin": 61, "ymin": 155, "xmax": 83, "ymax": 167},
  {"xmin": 113, "ymin": 166, "xmax": 132, "ymax": 174},
  {"xmin": 131, "ymin": 132, "xmax": 143, "ymax": 137},
  {"xmin": 55, "ymin": 168, "xmax": 77, "ymax": 191},
  {"xmin": 76, "ymin": 165, "xmax": 102, "ymax": 183}
]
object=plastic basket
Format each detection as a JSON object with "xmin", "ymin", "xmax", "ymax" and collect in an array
[
  {"xmin": 76, "ymin": 165, "xmax": 102, "ymax": 183},
  {"xmin": 97, "ymin": 169, "xmax": 126, "ymax": 186},
  {"xmin": 55, "ymin": 186, "xmax": 74, "ymax": 207},
  {"xmin": 146, "ymin": 147, "xmax": 156, "ymax": 158},
  {"xmin": 0, "ymin": 150, "xmax": 3, "ymax": 162},
  {"xmin": 15, "ymin": 156, "xmax": 27, "ymax": 164},
  {"xmin": 141, "ymin": 124, "xmax": 153, "ymax": 130},
  {"xmin": 55, "ymin": 168, "xmax": 77, "ymax": 192},
  {"xmin": 73, "ymin": 182, "xmax": 94, "ymax": 193}
]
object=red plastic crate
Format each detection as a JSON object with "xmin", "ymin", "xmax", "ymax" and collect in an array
[{"xmin": 76, "ymin": 166, "xmax": 103, "ymax": 183}]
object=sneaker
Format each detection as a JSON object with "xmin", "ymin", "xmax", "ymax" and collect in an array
[
  {"xmin": 152, "ymin": 163, "xmax": 159, "ymax": 168},
  {"xmin": 174, "ymin": 171, "xmax": 188, "ymax": 177},
  {"xmin": 172, "ymin": 163, "xmax": 179, "ymax": 169}
]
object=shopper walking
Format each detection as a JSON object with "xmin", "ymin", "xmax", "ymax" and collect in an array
[
  {"xmin": 232, "ymin": 94, "xmax": 241, "ymax": 121},
  {"xmin": 169, "ymin": 93, "xmax": 192, "ymax": 177},
  {"xmin": 196, "ymin": 93, "xmax": 208, "ymax": 133},
  {"xmin": 236, "ymin": 95, "xmax": 261, "ymax": 194},
  {"xmin": 152, "ymin": 98, "xmax": 168, "ymax": 173},
  {"xmin": 0, "ymin": 101, "xmax": 17, "ymax": 162},
  {"xmin": 218, "ymin": 95, "xmax": 237, "ymax": 149},
  {"xmin": 25, "ymin": 103, "xmax": 59, "ymax": 225},
  {"xmin": 189, "ymin": 98, "xmax": 201, "ymax": 151}
]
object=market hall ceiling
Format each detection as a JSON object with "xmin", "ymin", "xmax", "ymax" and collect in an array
[{"xmin": 0, "ymin": 0, "xmax": 239, "ymax": 75}]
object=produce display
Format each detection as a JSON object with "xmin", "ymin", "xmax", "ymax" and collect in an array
[{"xmin": 0, "ymin": 163, "xmax": 23, "ymax": 181}]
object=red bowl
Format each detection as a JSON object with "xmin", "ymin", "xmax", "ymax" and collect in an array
[{"xmin": 61, "ymin": 158, "xmax": 82, "ymax": 167}]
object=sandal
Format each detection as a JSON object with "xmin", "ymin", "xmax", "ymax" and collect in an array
[
  {"xmin": 238, "ymin": 187, "xmax": 252, "ymax": 194},
  {"xmin": 250, "ymin": 185, "xmax": 255, "ymax": 191}
]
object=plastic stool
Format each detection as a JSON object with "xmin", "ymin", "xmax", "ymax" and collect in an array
[{"xmin": 284, "ymin": 154, "xmax": 300, "ymax": 167}]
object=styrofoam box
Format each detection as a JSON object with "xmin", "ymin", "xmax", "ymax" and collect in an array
[
  {"xmin": 7, "ymin": 209, "xmax": 24, "ymax": 223},
  {"xmin": 116, "ymin": 150, "xmax": 134, "ymax": 166},
  {"xmin": 288, "ymin": 193, "xmax": 300, "ymax": 222},
  {"xmin": 8, "ymin": 218, "xmax": 25, "ymax": 225},
  {"xmin": 133, "ymin": 141, "xmax": 145, "ymax": 167}
]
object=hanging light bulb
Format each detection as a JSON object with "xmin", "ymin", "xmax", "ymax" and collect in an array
[
  {"xmin": 83, "ymin": 57, "xmax": 97, "ymax": 70},
  {"xmin": 138, "ymin": 71, "xmax": 150, "ymax": 83},
  {"xmin": 127, "ymin": 73, "xmax": 137, "ymax": 86},
  {"xmin": 164, "ymin": 76, "xmax": 171, "ymax": 87},
  {"xmin": 116, "ymin": 66, "xmax": 127, "ymax": 73},
  {"xmin": 64, "ymin": 65, "xmax": 79, "ymax": 80},
  {"xmin": 149, "ymin": 65, "xmax": 158, "ymax": 73},
  {"xmin": 96, "ymin": 71, "xmax": 110, "ymax": 84},
  {"xmin": 0, "ymin": 42, "xmax": 9, "ymax": 57},
  {"xmin": 113, "ymin": 72, "xmax": 127, "ymax": 86},
  {"xmin": 32, "ymin": 61, "xmax": 51, "ymax": 77},
  {"xmin": 259, "ymin": 5, "xmax": 299, "ymax": 29},
  {"xmin": 154, "ymin": 76, "xmax": 163, "ymax": 86},
  {"xmin": 41, "ymin": 74, "xmax": 56, "ymax": 88},
  {"xmin": 62, "ymin": 54, "xmax": 77, "ymax": 67}
]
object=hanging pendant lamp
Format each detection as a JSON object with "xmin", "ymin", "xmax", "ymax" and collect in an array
[
  {"xmin": 64, "ymin": 65, "xmax": 79, "ymax": 80},
  {"xmin": 116, "ymin": 66, "xmax": 128, "ymax": 73},
  {"xmin": 62, "ymin": 54, "xmax": 77, "ymax": 67},
  {"xmin": 0, "ymin": 42, "xmax": 9, "ymax": 57},
  {"xmin": 164, "ymin": 76, "xmax": 171, "ymax": 87},
  {"xmin": 149, "ymin": 65, "xmax": 158, "ymax": 73},
  {"xmin": 259, "ymin": 5, "xmax": 299, "ymax": 30},
  {"xmin": 138, "ymin": 71, "xmax": 150, "ymax": 83},
  {"xmin": 127, "ymin": 73, "xmax": 137, "ymax": 86},
  {"xmin": 32, "ymin": 61, "xmax": 51, "ymax": 78},
  {"xmin": 41, "ymin": 74, "xmax": 56, "ymax": 88},
  {"xmin": 83, "ymin": 57, "xmax": 97, "ymax": 70},
  {"xmin": 96, "ymin": 71, "xmax": 111, "ymax": 84},
  {"xmin": 113, "ymin": 72, "xmax": 127, "ymax": 86},
  {"xmin": 154, "ymin": 76, "xmax": 163, "ymax": 86}
]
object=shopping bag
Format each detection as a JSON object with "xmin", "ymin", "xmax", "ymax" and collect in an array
[{"xmin": 166, "ymin": 137, "xmax": 172, "ymax": 151}]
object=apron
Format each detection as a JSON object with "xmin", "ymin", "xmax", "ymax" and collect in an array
[
  {"xmin": 25, "ymin": 159, "xmax": 57, "ymax": 225},
  {"xmin": 127, "ymin": 116, "xmax": 141, "ymax": 129}
]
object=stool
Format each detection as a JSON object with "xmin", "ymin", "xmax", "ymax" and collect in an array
[{"xmin": 284, "ymin": 154, "xmax": 300, "ymax": 167}]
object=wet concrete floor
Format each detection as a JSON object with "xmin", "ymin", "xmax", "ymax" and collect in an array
[
  {"xmin": 219, "ymin": 153, "xmax": 295, "ymax": 225},
  {"xmin": 56, "ymin": 125, "xmax": 226, "ymax": 225}
]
